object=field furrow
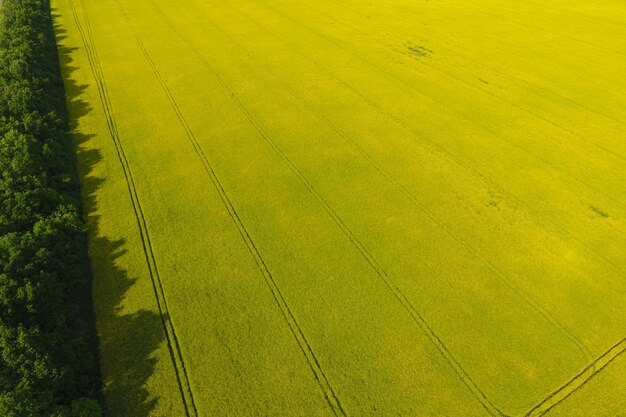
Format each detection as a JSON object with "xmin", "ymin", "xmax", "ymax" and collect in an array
[{"xmin": 63, "ymin": 0, "xmax": 197, "ymax": 414}]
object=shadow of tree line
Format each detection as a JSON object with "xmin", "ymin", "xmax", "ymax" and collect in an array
[{"xmin": 53, "ymin": 11, "xmax": 164, "ymax": 417}]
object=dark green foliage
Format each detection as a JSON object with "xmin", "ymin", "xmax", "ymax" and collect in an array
[{"xmin": 0, "ymin": 0, "xmax": 101, "ymax": 415}]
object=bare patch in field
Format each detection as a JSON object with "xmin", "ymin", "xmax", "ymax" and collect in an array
[
  {"xmin": 590, "ymin": 205, "xmax": 609, "ymax": 218},
  {"xmin": 408, "ymin": 44, "xmax": 432, "ymax": 58}
]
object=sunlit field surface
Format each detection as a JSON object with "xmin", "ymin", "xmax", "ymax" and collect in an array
[{"xmin": 52, "ymin": 0, "xmax": 626, "ymax": 415}]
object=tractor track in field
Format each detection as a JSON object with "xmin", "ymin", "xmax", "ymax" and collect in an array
[
  {"xmin": 66, "ymin": 0, "xmax": 197, "ymax": 416},
  {"xmin": 222, "ymin": 0, "xmax": 593, "ymax": 371},
  {"xmin": 135, "ymin": 2, "xmax": 507, "ymax": 416},
  {"xmin": 234, "ymin": 0, "xmax": 626, "ymax": 333},
  {"xmin": 153, "ymin": 3, "xmax": 626, "ymax": 415},
  {"xmin": 221, "ymin": 1, "xmax": 594, "ymax": 365},
  {"xmin": 63, "ymin": 1, "xmax": 626, "ymax": 416},
  {"xmin": 246, "ymin": 5, "xmax": 626, "ymax": 416},
  {"xmin": 112, "ymin": 2, "xmax": 347, "ymax": 415},
  {"xmin": 256, "ymin": 0, "xmax": 626, "ymax": 215},
  {"xmin": 524, "ymin": 338, "xmax": 626, "ymax": 416},
  {"xmin": 126, "ymin": 0, "xmax": 504, "ymax": 414}
]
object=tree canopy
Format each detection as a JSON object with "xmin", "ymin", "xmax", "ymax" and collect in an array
[{"xmin": 0, "ymin": 1, "xmax": 101, "ymax": 415}]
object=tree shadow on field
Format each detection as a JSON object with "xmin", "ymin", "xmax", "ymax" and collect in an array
[{"xmin": 53, "ymin": 11, "xmax": 164, "ymax": 417}]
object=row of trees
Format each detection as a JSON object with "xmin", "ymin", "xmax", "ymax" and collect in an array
[{"xmin": 0, "ymin": 0, "xmax": 102, "ymax": 415}]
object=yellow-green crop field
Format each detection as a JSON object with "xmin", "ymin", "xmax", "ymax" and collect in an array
[{"xmin": 51, "ymin": 0, "xmax": 626, "ymax": 415}]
